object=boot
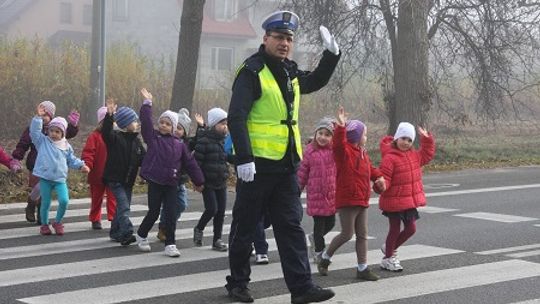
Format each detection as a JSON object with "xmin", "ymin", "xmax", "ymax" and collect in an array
[{"xmin": 25, "ymin": 198, "xmax": 36, "ymax": 222}]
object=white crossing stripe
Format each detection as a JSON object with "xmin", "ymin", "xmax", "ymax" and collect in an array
[
  {"xmin": 508, "ymin": 300, "xmax": 540, "ymax": 304},
  {"xmin": 16, "ymin": 245, "xmax": 463, "ymax": 304},
  {"xmin": 0, "ymin": 205, "xmax": 148, "ymax": 224},
  {"xmin": 454, "ymin": 212, "xmax": 537, "ymax": 223},
  {"xmin": 257, "ymin": 259, "xmax": 540, "ymax": 304},
  {"xmin": 418, "ymin": 206, "xmax": 458, "ymax": 213},
  {"xmin": 0, "ymin": 210, "xmax": 232, "ymax": 240},
  {"xmin": 476, "ymin": 243, "xmax": 540, "ymax": 255}
]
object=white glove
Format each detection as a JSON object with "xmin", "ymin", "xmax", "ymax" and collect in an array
[
  {"xmin": 319, "ymin": 25, "xmax": 339, "ymax": 55},
  {"xmin": 237, "ymin": 162, "xmax": 256, "ymax": 182}
]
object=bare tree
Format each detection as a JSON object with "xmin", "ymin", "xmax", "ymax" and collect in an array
[
  {"xmin": 290, "ymin": 0, "xmax": 540, "ymax": 133},
  {"xmin": 171, "ymin": 0, "xmax": 206, "ymax": 112}
]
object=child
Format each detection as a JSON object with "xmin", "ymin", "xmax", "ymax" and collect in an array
[
  {"xmin": 377, "ymin": 122, "xmax": 435, "ymax": 272},
  {"xmin": 193, "ymin": 107, "xmax": 230, "ymax": 251},
  {"xmin": 156, "ymin": 108, "xmax": 193, "ymax": 242},
  {"xmin": 12, "ymin": 100, "xmax": 80, "ymax": 224},
  {"xmin": 29, "ymin": 104, "xmax": 89, "ymax": 235},
  {"xmin": 317, "ymin": 106, "xmax": 385, "ymax": 281},
  {"xmin": 136, "ymin": 89, "xmax": 204, "ymax": 257},
  {"xmin": 0, "ymin": 145, "xmax": 21, "ymax": 172},
  {"xmin": 102, "ymin": 100, "xmax": 145, "ymax": 245},
  {"xmin": 81, "ymin": 106, "xmax": 117, "ymax": 230},
  {"xmin": 297, "ymin": 117, "xmax": 337, "ymax": 264}
]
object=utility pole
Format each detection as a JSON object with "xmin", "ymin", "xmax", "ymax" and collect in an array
[{"xmin": 89, "ymin": 0, "xmax": 106, "ymax": 124}]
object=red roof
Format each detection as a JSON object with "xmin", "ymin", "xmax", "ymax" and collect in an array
[{"xmin": 202, "ymin": 11, "xmax": 257, "ymax": 39}]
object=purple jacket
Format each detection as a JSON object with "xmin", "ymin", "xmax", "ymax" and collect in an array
[
  {"xmin": 12, "ymin": 123, "xmax": 79, "ymax": 171},
  {"xmin": 139, "ymin": 103, "xmax": 204, "ymax": 187}
]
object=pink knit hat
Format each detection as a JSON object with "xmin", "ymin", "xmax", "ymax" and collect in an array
[
  {"xmin": 49, "ymin": 117, "xmax": 67, "ymax": 137},
  {"xmin": 97, "ymin": 106, "xmax": 107, "ymax": 123},
  {"xmin": 39, "ymin": 101, "xmax": 56, "ymax": 118}
]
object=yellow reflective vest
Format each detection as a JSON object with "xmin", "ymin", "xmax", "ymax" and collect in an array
[{"xmin": 246, "ymin": 65, "xmax": 303, "ymax": 160}]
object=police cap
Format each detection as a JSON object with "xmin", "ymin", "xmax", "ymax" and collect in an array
[{"xmin": 261, "ymin": 10, "xmax": 299, "ymax": 35}]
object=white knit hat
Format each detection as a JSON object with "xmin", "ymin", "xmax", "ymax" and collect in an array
[
  {"xmin": 207, "ymin": 107, "xmax": 227, "ymax": 128},
  {"xmin": 177, "ymin": 108, "xmax": 192, "ymax": 136},
  {"xmin": 159, "ymin": 110, "xmax": 179, "ymax": 135},
  {"xmin": 394, "ymin": 122, "xmax": 416, "ymax": 142}
]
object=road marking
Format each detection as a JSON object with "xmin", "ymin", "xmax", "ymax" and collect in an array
[
  {"xmin": 256, "ymin": 260, "xmax": 540, "ymax": 304},
  {"xmin": 425, "ymin": 184, "xmax": 540, "ymax": 197},
  {"xmin": 418, "ymin": 206, "xmax": 458, "ymax": 213},
  {"xmin": 506, "ymin": 250, "xmax": 540, "ymax": 258},
  {"xmin": 476, "ymin": 243, "xmax": 540, "ymax": 255},
  {"xmin": 17, "ymin": 244, "xmax": 462, "ymax": 304},
  {"xmin": 454, "ymin": 212, "xmax": 537, "ymax": 223},
  {"xmin": 508, "ymin": 300, "xmax": 540, "ymax": 304}
]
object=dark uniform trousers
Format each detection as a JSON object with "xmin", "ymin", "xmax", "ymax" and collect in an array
[{"xmin": 226, "ymin": 173, "xmax": 313, "ymax": 297}]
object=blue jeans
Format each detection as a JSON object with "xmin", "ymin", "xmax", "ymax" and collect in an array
[
  {"xmin": 39, "ymin": 179, "xmax": 69, "ymax": 225},
  {"xmin": 159, "ymin": 184, "xmax": 187, "ymax": 228},
  {"xmin": 108, "ymin": 182, "xmax": 134, "ymax": 242}
]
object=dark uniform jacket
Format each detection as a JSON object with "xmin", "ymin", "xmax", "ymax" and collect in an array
[{"xmin": 228, "ymin": 45, "xmax": 340, "ymax": 174}]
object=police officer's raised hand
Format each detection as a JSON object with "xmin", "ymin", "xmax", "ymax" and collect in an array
[
  {"xmin": 320, "ymin": 25, "xmax": 340, "ymax": 55},
  {"xmin": 237, "ymin": 162, "xmax": 256, "ymax": 182}
]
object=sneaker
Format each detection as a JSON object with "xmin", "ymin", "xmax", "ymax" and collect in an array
[
  {"xmin": 91, "ymin": 221, "xmax": 102, "ymax": 230},
  {"xmin": 51, "ymin": 222, "xmax": 64, "ymax": 235},
  {"xmin": 356, "ymin": 267, "xmax": 380, "ymax": 281},
  {"xmin": 250, "ymin": 245, "xmax": 255, "ymax": 257},
  {"xmin": 40, "ymin": 224, "xmax": 52, "ymax": 235},
  {"xmin": 380, "ymin": 256, "xmax": 403, "ymax": 272},
  {"xmin": 25, "ymin": 200, "xmax": 36, "ymax": 222},
  {"xmin": 157, "ymin": 227, "xmax": 166, "ymax": 242},
  {"xmin": 255, "ymin": 254, "xmax": 269, "ymax": 265},
  {"xmin": 120, "ymin": 235, "xmax": 136, "ymax": 246},
  {"xmin": 313, "ymin": 251, "xmax": 322, "ymax": 264},
  {"xmin": 212, "ymin": 239, "xmax": 228, "ymax": 252},
  {"xmin": 228, "ymin": 286, "xmax": 254, "ymax": 303},
  {"xmin": 291, "ymin": 286, "xmax": 335, "ymax": 304},
  {"xmin": 381, "ymin": 243, "xmax": 398, "ymax": 258},
  {"xmin": 317, "ymin": 258, "xmax": 331, "ymax": 276},
  {"xmin": 164, "ymin": 244, "xmax": 180, "ymax": 257},
  {"xmin": 135, "ymin": 234, "xmax": 151, "ymax": 252},
  {"xmin": 307, "ymin": 233, "xmax": 316, "ymax": 260},
  {"xmin": 193, "ymin": 227, "xmax": 203, "ymax": 247}
]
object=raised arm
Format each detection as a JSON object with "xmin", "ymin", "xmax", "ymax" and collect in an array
[{"xmin": 139, "ymin": 88, "xmax": 156, "ymax": 146}]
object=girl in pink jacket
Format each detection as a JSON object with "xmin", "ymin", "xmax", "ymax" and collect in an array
[
  {"xmin": 297, "ymin": 117, "xmax": 336, "ymax": 264},
  {"xmin": 377, "ymin": 122, "xmax": 435, "ymax": 272}
]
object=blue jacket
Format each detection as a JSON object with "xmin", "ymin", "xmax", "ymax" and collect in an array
[
  {"xmin": 30, "ymin": 116, "xmax": 84, "ymax": 183},
  {"xmin": 139, "ymin": 103, "xmax": 204, "ymax": 187}
]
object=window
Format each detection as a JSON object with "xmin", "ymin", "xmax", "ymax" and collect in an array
[
  {"xmin": 211, "ymin": 47, "xmax": 234, "ymax": 71},
  {"xmin": 60, "ymin": 2, "xmax": 72, "ymax": 24},
  {"xmin": 214, "ymin": 0, "xmax": 237, "ymax": 21},
  {"xmin": 83, "ymin": 4, "xmax": 92, "ymax": 26},
  {"xmin": 112, "ymin": 0, "xmax": 128, "ymax": 21}
]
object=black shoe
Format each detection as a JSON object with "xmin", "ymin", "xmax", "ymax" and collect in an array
[
  {"xmin": 25, "ymin": 201, "xmax": 36, "ymax": 222},
  {"xmin": 228, "ymin": 287, "xmax": 254, "ymax": 303},
  {"xmin": 291, "ymin": 286, "xmax": 335, "ymax": 304},
  {"xmin": 92, "ymin": 221, "xmax": 102, "ymax": 230},
  {"xmin": 120, "ymin": 235, "xmax": 136, "ymax": 246}
]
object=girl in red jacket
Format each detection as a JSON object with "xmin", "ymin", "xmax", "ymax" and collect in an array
[
  {"xmin": 377, "ymin": 122, "xmax": 435, "ymax": 272},
  {"xmin": 317, "ymin": 106, "xmax": 385, "ymax": 281},
  {"xmin": 297, "ymin": 117, "xmax": 337, "ymax": 264},
  {"xmin": 81, "ymin": 106, "xmax": 117, "ymax": 230}
]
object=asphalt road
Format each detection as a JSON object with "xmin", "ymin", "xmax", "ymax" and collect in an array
[{"xmin": 0, "ymin": 166, "xmax": 539, "ymax": 304}]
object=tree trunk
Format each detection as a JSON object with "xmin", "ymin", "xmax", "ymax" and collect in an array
[
  {"xmin": 390, "ymin": 0, "xmax": 431, "ymax": 134},
  {"xmin": 170, "ymin": 0, "xmax": 206, "ymax": 111}
]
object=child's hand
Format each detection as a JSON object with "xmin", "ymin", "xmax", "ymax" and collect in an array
[
  {"xmin": 374, "ymin": 177, "xmax": 386, "ymax": 192},
  {"xmin": 194, "ymin": 113, "xmax": 204, "ymax": 127},
  {"xmin": 417, "ymin": 126, "xmax": 428, "ymax": 137},
  {"xmin": 80, "ymin": 165, "xmax": 90, "ymax": 173},
  {"xmin": 106, "ymin": 97, "xmax": 117, "ymax": 114},
  {"xmin": 36, "ymin": 104, "xmax": 46, "ymax": 117},
  {"xmin": 194, "ymin": 184, "xmax": 204, "ymax": 192},
  {"xmin": 336, "ymin": 106, "xmax": 347, "ymax": 127},
  {"xmin": 140, "ymin": 88, "xmax": 153, "ymax": 101}
]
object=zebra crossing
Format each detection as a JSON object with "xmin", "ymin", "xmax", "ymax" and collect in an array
[{"xmin": 1, "ymin": 183, "xmax": 540, "ymax": 304}]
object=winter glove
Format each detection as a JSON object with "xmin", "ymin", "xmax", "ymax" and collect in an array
[
  {"xmin": 8, "ymin": 159, "xmax": 21, "ymax": 173},
  {"xmin": 67, "ymin": 110, "xmax": 80, "ymax": 126},
  {"xmin": 237, "ymin": 162, "xmax": 256, "ymax": 182},
  {"xmin": 320, "ymin": 25, "xmax": 340, "ymax": 55}
]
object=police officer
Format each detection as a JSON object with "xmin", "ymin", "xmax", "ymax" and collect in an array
[{"xmin": 225, "ymin": 10, "xmax": 341, "ymax": 304}]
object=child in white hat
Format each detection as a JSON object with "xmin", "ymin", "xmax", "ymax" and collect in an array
[{"xmin": 377, "ymin": 122, "xmax": 435, "ymax": 272}]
